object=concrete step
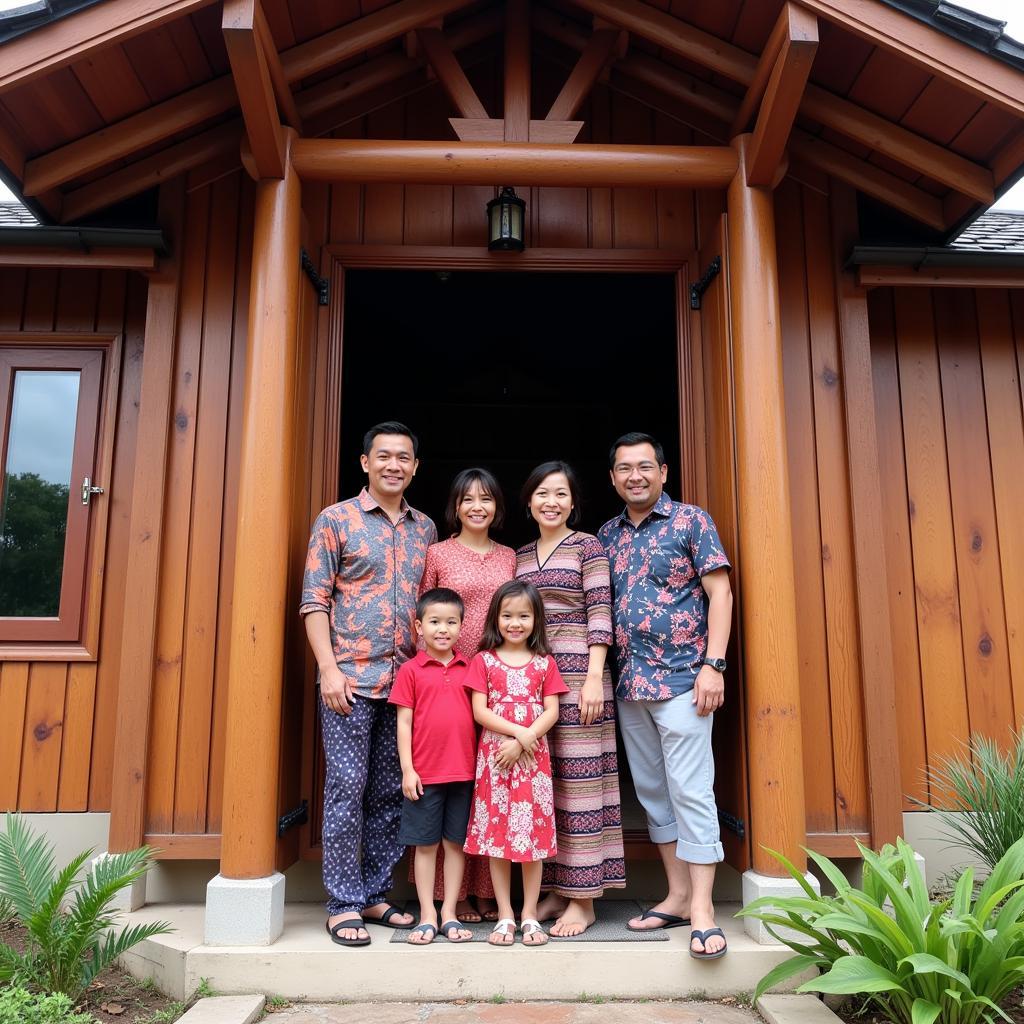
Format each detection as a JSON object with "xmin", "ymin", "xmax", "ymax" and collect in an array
[{"xmin": 119, "ymin": 902, "xmax": 800, "ymax": 1003}]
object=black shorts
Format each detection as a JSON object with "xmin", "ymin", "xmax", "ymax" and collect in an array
[{"xmin": 398, "ymin": 781, "xmax": 474, "ymax": 846}]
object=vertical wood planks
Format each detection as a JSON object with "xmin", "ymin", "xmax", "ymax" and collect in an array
[
  {"xmin": 934, "ymin": 290, "xmax": 1014, "ymax": 743},
  {"xmin": 18, "ymin": 664, "xmax": 68, "ymax": 811},
  {"xmin": 57, "ymin": 663, "xmax": 96, "ymax": 811},
  {"xmin": 0, "ymin": 663, "xmax": 29, "ymax": 808},
  {"xmin": 894, "ymin": 288, "xmax": 970, "ymax": 780}
]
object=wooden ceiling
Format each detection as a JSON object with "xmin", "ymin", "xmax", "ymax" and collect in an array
[{"xmin": 0, "ymin": 0, "xmax": 1022, "ymax": 235}]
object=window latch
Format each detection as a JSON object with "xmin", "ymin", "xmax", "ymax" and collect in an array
[{"xmin": 81, "ymin": 477, "xmax": 105, "ymax": 506}]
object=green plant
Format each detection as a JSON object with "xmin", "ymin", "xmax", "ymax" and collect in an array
[
  {"xmin": 0, "ymin": 813, "xmax": 172, "ymax": 1002},
  {"xmin": 194, "ymin": 978, "xmax": 215, "ymax": 999},
  {"xmin": 918, "ymin": 731, "xmax": 1024, "ymax": 872},
  {"xmin": 740, "ymin": 835, "xmax": 1024, "ymax": 1024},
  {"xmin": 489, "ymin": 994, "xmax": 506, "ymax": 1004},
  {"xmin": 0, "ymin": 985, "xmax": 95, "ymax": 1024},
  {"xmin": 143, "ymin": 1000, "xmax": 186, "ymax": 1024}
]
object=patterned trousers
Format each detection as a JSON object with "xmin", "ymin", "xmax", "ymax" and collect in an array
[{"xmin": 320, "ymin": 694, "xmax": 404, "ymax": 915}]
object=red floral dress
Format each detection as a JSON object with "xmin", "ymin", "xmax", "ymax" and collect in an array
[{"xmin": 463, "ymin": 652, "xmax": 569, "ymax": 862}]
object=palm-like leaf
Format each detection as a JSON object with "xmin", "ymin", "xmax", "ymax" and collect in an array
[{"xmin": 0, "ymin": 813, "xmax": 56, "ymax": 921}]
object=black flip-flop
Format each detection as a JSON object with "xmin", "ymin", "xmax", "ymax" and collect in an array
[
  {"xmin": 363, "ymin": 903, "xmax": 412, "ymax": 929},
  {"xmin": 406, "ymin": 922, "xmax": 437, "ymax": 945},
  {"xmin": 690, "ymin": 927, "xmax": 728, "ymax": 960},
  {"xmin": 627, "ymin": 909, "xmax": 691, "ymax": 932},
  {"xmin": 325, "ymin": 916, "xmax": 370, "ymax": 947},
  {"xmin": 440, "ymin": 919, "xmax": 473, "ymax": 943}
]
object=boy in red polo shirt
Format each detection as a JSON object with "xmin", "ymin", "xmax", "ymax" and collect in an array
[{"xmin": 389, "ymin": 587, "xmax": 477, "ymax": 945}]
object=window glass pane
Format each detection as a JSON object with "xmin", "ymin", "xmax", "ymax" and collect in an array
[{"xmin": 0, "ymin": 370, "xmax": 81, "ymax": 617}]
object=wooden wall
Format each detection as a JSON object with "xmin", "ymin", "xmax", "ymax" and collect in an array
[
  {"xmin": 0, "ymin": 266, "xmax": 147, "ymax": 813},
  {"xmin": 869, "ymin": 285, "xmax": 1024, "ymax": 807}
]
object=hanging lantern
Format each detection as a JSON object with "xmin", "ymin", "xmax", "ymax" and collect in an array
[{"xmin": 487, "ymin": 186, "xmax": 526, "ymax": 251}]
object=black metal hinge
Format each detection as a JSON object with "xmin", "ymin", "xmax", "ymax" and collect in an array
[
  {"xmin": 278, "ymin": 799, "xmax": 309, "ymax": 836},
  {"xmin": 718, "ymin": 809, "xmax": 746, "ymax": 838},
  {"xmin": 690, "ymin": 255, "xmax": 722, "ymax": 310},
  {"xmin": 300, "ymin": 249, "xmax": 329, "ymax": 306}
]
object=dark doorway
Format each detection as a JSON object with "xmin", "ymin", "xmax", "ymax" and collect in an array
[{"xmin": 339, "ymin": 270, "xmax": 681, "ymax": 542}]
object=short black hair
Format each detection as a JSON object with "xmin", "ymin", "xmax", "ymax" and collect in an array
[
  {"xmin": 609, "ymin": 432, "xmax": 666, "ymax": 469},
  {"xmin": 363, "ymin": 421, "xmax": 419, "ymax": 457},
  {"xmin": 520, "ymin": 460, "xmax": 582, "ymax": 528},
  {"xmin": 446, "ymin": 467, "xmax": 506, "ymax": 534},
  {"xmin": 416, "ymin": 587, "xmax": 464, "ymax": 621},
  {"xmin": 479, "ymin": 580, "xmax": 550, "ymax": 655}
]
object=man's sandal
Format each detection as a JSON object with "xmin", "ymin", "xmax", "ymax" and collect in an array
[
  {"xmin": 520, "ymin": 918, "xmax": 548, "ymax": 947},
  {"xmin": 488, "ymin": 918, "xmax": 516, "ymax": 946},
  {"xmin": 440, "ymin": 920, "xmax": 473, "ymax": 943},
  {"xmin": 690, "ymin": 927, "xmax": 728, "ymax": 960},
  {"xmin": 325, "ymin": 917, "xmax": 371, "ymax": 947},
  {"xmin": 363, "ymin": 903, "xmax": 412, "ymax": 928},
  {"xmin": 406, "ymin": 922, "xmax": 437, "ymax": 945},
  {"xmin": 627, "ymin": 910, "xmax": 691, "ymax": 932}
]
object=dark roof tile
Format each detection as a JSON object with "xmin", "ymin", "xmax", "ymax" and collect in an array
[
  {"xmin": 0, "ymin": 201, "xmax": 38, "ymax": 226},
  {"xmin": 952, "ymin": 209, "xmax": 1024, "ymax": 251}
]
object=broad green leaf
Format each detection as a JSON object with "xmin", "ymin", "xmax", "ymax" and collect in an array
[
  {"xmin": 911, "ymin": 997, "xmax": 941, "ymax": 1024},
  {"xmin": 799, "ymin": 956, "xmax": 906, "ymax": 994},
  {"xmin": 806, "ymin": 847, "xmax": 853, "ymax": 894},
  {"xmin": 899, "ymin": 953, "xmax": 971, "ymax": 989},
  {"xmin": 753, "ymin": 954, "xmax": 821, "ymax": 1002}
]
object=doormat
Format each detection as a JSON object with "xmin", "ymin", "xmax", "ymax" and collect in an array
[{"xmin": 389, "ymin": 901, "xmax": 671, "ymax": 942}]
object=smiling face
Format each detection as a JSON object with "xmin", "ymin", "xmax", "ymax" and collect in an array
[
  {"xmin": 360, "ymin": 432, "xmax": 418, "ymax": 502},
  {"xmin": 458, "ymin": 480, "xmax": 496, "ymax": 535},
  {"xmin": 497, "ymin": 593, "xmax": 535, "ymax": 648},
  {"xmin": 416, "ymin": 602, "xmax": 462, "ymax": 656},
  {"xmin": 529, "ymin": 471, "xmax": 574, "ymax": 531},
  {"xmin": 610, "ymin": 441, "xmax": 667, "ymax": 514}
]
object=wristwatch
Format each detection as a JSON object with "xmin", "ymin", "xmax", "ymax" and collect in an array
[{"xmin": 703, "ymin": 657, "xmax": 727, "ymax": 673}]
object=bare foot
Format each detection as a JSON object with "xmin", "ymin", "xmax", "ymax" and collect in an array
[
  {"xmin": 441, "ymin": 920, "xmax": 473, "ymax": 942},
  {"xmin": 476, "ymin": 897, "xmax": 499, "ymax": 921},
  {"xmin": 407, "ymin": 919, "xmax": 437, "ymax": 945},
  {"xmin": 328, "ymin": 912, "xmax": 369, "ymax": 943},
  {"xmin": 520, "ymin": 918, "xmax": 548, "ymax": 946},
  {"xmin": 363, "ymin": 902, "xmax": 414, "ymax": 927},
  {"xmin": 627, "ymin": 896, "xmax": 691, "ymax": 931},
  {"xmin": 549, "ymin": 899, "xmax": 595, "ymax": 937},
  {"xmin": 690, "ymin": 910, "xmax": 726, "ymax": 957},
  {"xmin": 535, "ymin": 893, "xmax": 568, "ymax": 923},
  {"xmin": 488, "ymin": 919, "xmax": 516, "ymax": 946},
  {"xmin": 456, "ymin": 898, "xmax": 481, "ymax": 922}
]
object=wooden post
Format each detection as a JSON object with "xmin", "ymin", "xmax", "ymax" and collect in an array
[
  {"xmin": 727, "ymin": 133, "xmax": 807, "ymax": 876},
  {"xmin": 218, "ymin": 129, "xmax": 301, "ymax": 879}
]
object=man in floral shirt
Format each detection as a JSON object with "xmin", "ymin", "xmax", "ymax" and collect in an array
[
  {"xmin": 598, "ymin": 432, "xmax": 733, "ymax": 960},
  {"xmin": 301, "ymin": 422, "xmax": 437, "ymax": 947}
]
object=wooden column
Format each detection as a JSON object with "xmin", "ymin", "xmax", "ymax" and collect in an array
[
  {"xmin": 219, "ymin": 129, "xmax": 301, "ymax": 879},
  {"xmin": 727, "ymin": 134, "xmax": 807, "ymax": 876}
]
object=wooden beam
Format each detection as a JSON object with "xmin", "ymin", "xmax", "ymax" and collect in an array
[
  {"xmin": 291, "ymin": 138, "xmax": 738, "ymax": 187},
  {"xmin": 569, "ymin": 0, "xmax": 994, "ymax": 204},
  {"xmin": 21, "ymin": 0, "xmax": 473, "ymax": 196},
  {"xmin": 415, "ymin": 27, "xmax": 488, "ymax": 118},
  {"xmin": 806, "ymin": 832, "xmax": 871, "ymax": 858},
  {"xmin": 857, "ymin": 265, "xmax": 1024, "ymax": 289},
  {"xmin": 504, "ymin": 0, "xmax": 531, "ymax": 142},
  {"xmin": 144, "ymin": 833, "xmax": 222, "ymax": 859},
  {"xmin": 223, "ymin": 0, "xmax": 286, "ymax": 179},
  {"xmin": 746, "ymin": 5, "xmax": 818, "ymax": 186},
  {"xmin": 798, "ymin": 0, "xmax": 1024, "ymax": 119},
  {"xmin": 547, "ymin": 28, "xmax": 619, "ymax": 120},
  {"xmin": 730, "ymin": 3, "xmax": 790, "ymax": 136},
  {"xmin": 253, "ymin": 1, "xmax": 302, "ymax": 130},
  {"xmin": 450, "ymin": 118, "xmax": 583, "ymax": 142},
  {"xmin": 0, "ymin": 246, "xmax": 157, "ymax": 269},
  {"xmin": 0, "ymin": 0, "xmax": 218, "ymax": 94}
]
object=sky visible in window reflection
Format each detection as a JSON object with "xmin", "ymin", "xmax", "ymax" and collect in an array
[{"xmin": 5, "ymin": 371, "xmax": 80, "ymax": 485}]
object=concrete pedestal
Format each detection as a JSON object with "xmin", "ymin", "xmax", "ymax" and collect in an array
[
  {"xmin": 741, "ymin": 869, "xmax": 822, "ymax": 944},
  {"xmin": 204, "ymin": 872, "xmax": 285, "ymax": 946}
]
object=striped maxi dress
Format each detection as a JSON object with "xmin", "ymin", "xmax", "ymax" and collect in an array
[{"xmin": 515, "ymin": 532, "xmax": 626, "ymax": 898}]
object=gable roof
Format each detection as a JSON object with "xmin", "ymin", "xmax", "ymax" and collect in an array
[{"xmin": 952, "ymin": 207, "xmax": 1024, "ymax": 250}]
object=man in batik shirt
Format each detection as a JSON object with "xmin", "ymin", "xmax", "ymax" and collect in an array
[
  {"xmin": 597, "ymin": 432, "xmax": 733, "ymax": 960},
  {"xmin": 301, "ymin": 421, "xmax": 437, "ymax": 947}
]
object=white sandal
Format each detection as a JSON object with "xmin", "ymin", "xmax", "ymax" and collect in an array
[
  {"xmin": 520, "ymin": 918, "xmax": 548, "ymax": 946},
  {"xmin": 489, "ymin": 918, "xmax": 516, "ymax": 947}
]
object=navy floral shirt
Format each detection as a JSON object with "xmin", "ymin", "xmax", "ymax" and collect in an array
[
  {"xmin": 300, "ymin": 488, "xmax": 437, "ymax": 700},
  {"xmin": 597, "ymin": 493, "xmax": 731, "ymax": 701}
]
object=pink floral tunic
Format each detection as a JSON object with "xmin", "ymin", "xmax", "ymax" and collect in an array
[{"xmin": 463, "ymin": 652, "xmax": 569, "ymax": 862}]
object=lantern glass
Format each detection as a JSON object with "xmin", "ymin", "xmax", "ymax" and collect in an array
[{"xmin": 487, "ymin": 187, "xmax": 526, "ymax": 251}]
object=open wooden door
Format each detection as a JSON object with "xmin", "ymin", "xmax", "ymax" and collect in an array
[{"xmin": 693, "ymin": 215, "xmax": 751, "ymax": 872}]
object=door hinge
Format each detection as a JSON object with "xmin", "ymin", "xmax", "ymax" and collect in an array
[
  {"xmin": 690, "ymin": 256, "xmax": 722, "ymax": 310},
  {"xmin": 718, "ymin": 810, "xmax": 746, "ymax": 838},
  {"xmin": 278, "ymin": 799, "xmax": 309, "ymax": 837},
  {"xmin": 300, "ymin": 249, "xmax": 329, "ymax": 306}
]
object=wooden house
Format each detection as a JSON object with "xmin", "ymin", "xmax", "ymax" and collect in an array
[{"xmin": 1, "ymin": 0, "xmax": 1023, "ymax": 953}]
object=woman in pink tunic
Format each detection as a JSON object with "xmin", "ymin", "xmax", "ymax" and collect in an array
[{"xmin": 415, "ymin": 468, "xmax": 516, "ymax": 920}]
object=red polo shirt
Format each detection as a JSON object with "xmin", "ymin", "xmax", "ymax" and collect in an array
[{"xmin": 388, "ymin": 649, "xmax": 476, "ymax": 784}]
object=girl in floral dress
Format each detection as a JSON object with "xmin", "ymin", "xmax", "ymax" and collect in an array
[
  {"xmin": 416, "ymin": 468, "xmax": 516, "ymax": 922},
  {"xmin": 463, "ymin": 580, "xmax": 568, "ymax": 947}
]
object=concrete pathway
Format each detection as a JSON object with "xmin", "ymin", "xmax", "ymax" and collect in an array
[{"xmin": 264, "ymin": 1000, "xmax": 758, "ymax": 1024}]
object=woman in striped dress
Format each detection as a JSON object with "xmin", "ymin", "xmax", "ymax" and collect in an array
[{"xmin": 515, "ymin": 461, "xmax": 626, "ymax": 936}]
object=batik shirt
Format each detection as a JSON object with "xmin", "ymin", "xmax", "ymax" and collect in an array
[
  {"xmin": 300, "ymin": 488, "xmax": 437, "ymax": 700},
  {"xmin": 597, "ymin": 493, "xmax": 730, "ymax": 702}
]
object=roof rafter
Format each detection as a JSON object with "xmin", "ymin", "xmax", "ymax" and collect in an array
[
  {"xmin": 568, "ymin": 0, "xmax": 995, "ymax": 205},
  {"xmin": 744, "ymin": 4, "xmax": 818, "ymax": 187},
  {"xmin": 546, "ymin": 27, "xmax": 619, "ymax": 121},
  {"xmin": 0, "ymin": 0, "xmax": 219, "ymax": 94},
  {"xmin": 21, "ymin": 0, "xmax": 476, "ymax": 196},
  {"xmin": 415, "ymin": 27, "xmax": 488, "ymax": 118}
]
